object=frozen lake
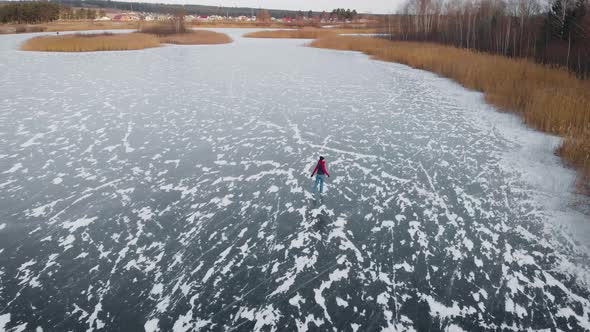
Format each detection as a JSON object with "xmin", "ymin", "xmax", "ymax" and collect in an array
[{"xmin": 1, "ymin": 29, "xmax": 590, "ymax": 331}]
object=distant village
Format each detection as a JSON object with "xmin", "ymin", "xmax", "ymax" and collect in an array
[
  {"xmin": 68, "ymin": 8, "xmax": 370, "ymax": 24},
  {"xmin": 1, "ymin": 1, "xmax": 376, "ymax": 31}
]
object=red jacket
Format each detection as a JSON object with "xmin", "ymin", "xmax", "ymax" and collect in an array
[{"xmin": 311, "ymin": 160, "xmax": 330, "ymax": 177}]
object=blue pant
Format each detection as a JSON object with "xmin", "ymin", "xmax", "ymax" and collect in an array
[{"xmin": 313, "ymin": 174, "xmax": 325, "ymax": 193}]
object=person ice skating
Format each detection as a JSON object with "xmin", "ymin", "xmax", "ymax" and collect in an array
[{"xmin": 311, "ymin": 156, "xmax": 330, "ymax": 193}]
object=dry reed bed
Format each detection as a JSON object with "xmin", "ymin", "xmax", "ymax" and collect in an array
[
  {"xmin": 244, "ymin": 29, "xmax": 335, "ymax": 39},
  {"xmin": 159, "ymin": 30, "xmax": 232, "ymax": 45},
  {"xmin": 244, "ymin": 28, "xmax": 378, "ymax": 39},
  {"xmin": 20, "ymin": 32, "xmax": 160, "ymax": 52},
  {"xmin": 328, "ymin": 28, "xmax": 379, "ymax": 35},
  {"xmin": 310, "ymin": 36, "xmax": 590, "ymax": 183},
  {"xmin": 138, "ymin": 22, "xmax": 232, "ymax": 45},
  {"xmin": 138, "ymin": 21, "xmax": 188, "ymax": 36},
  {"xmin": 20, "ymin": 29, "xmax": 233, "ymax": 51},
  {"xmin": 190, "ymin": 22, "xmax": 288, "ymax": 29},
  {"xmin": 41, "ymin": 21, "xmax": 143, "ymax": 32}
]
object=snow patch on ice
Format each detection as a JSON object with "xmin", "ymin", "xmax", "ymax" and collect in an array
[
  {"xmin": 3, "ymin": 163, "xmax": 22, "ymax": 174},
  {"xmin": 0, "ymin": 313, "xmax": 10, "ymax": 332},
  {"xmin": 62, "ymin": 216, "xmax": 97, "ymax": 232},
  {"xmin": 144, "ymin": 318, "xmax": 159, "ymax": 332}
]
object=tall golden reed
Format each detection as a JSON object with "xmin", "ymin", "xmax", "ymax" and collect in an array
[
  {"xmin": 20, "ymin": 33, "xmax": 160, "ymax": 52},
  {"xmin": 41, "ymin": 21, "xmax": 142, "ymax": 32},
  {"xmin": 309, "ymin": 36, "xmax": 590, "ymax": 183}
]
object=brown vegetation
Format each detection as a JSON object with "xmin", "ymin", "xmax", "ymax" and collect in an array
[
  {"xmin": 159, "ymin": 30, "xmax": 232, "ymax": 45},
  {"xmin": 244, "ymin": 27, "xmax": 377, "ymax": 39},
  {"xmin": 256, "ymin": 9, "xmax": 272, "ymax": 24},
  {"xmin": 309, "ymin": 36, "xmax": 590, "ymax": 181},
  {"xmin": 139, "ymin": 19, "xmax": 232, "ymax": 45},
  {"xmin": 20, "ymin": 32, "xmax": 160, "ymax": 52},
  {"xmin": 244, "ymin": 28, "xmax": 335, "ymax": 39},
  {"xmin": 45, "ymin": 21, "xmax": 139, "ymax": 32},
  {"xmin": 190, "ymin": 22, "xmax": 286, "ymax": 28},
  {"xmin": 139, "ymin": 20, "xmax": 187, "ymax": 36}
]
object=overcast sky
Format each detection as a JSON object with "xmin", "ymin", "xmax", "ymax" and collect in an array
[{"xmin": 123, "ymin": 0, "xmax": 401, "ymax": 14}]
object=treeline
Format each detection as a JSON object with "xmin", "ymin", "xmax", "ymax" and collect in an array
[
  {"xmin": 0, "ymin": 2, "xmax": 60, "ymax": 23},
  {"xmin": 331, "ymin": 8, "xmax": 359, "ymax": 21},
  {"xmin": 50, "ymin": 0, "xmax": 317, "ymax": 18},
  {"xmin": 389, "ymin": 0, "xmax": 590, "ymax": 78},
  {"xmin": 60, "ymin": 8, "xmax": 105, "ymax": 20}
]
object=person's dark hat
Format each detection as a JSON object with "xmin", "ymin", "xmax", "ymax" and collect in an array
[{"xmin": 319, "ymin": 156, "xmax": 324, "ymax": 160}]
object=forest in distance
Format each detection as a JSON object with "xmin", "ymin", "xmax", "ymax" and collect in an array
[
  {"xmin": 0, "ymin": 0, "xmax": 326, "ymax": 21},
  {"xmin": 0, "ymin": 2, "xmax": 60, "ymax": 24},
  {"xmin": 388, "ymin": 0, "xmax": 590, "ymax": 78}
]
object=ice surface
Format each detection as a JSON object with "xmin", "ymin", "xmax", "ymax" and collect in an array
[{"xmin": 0, "ymin": 28, "xmax": 589, "ymax": 331}]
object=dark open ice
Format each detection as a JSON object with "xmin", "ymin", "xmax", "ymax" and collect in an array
[{"xmin": 1, "ymin": 29, "xmax": 590, "ymax": 331}]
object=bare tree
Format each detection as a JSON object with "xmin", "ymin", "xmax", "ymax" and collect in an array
[{"xmin": 256, "ymin": 9, "xmax": 271, "ymax": 25}]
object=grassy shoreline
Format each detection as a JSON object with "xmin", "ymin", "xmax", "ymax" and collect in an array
[{"xmin": 310, "ymin": 36, "xmax": 590, "ymax": 189}]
